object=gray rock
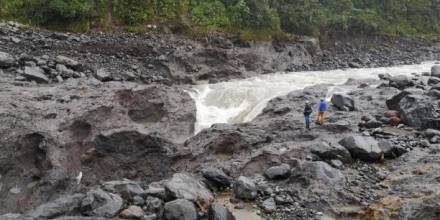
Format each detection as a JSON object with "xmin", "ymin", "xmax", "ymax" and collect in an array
[
  {"xmin": 22, "ymin": 66, "xmax": 49, "ymax": 83},
  {"xmin": 423, "ymin": 129, "xmax": 440, "ymax": 138},
  {"xmin": 428, "ymin": 77, "xmax": 440, "ymax": 86},
  {"xmin": 386, "ymin": 90, "xmax": 435, "ymax": 129},
  {"xmin": 378, "ymin": 73, "xmax": 392, "ymax": 80},
  {"xmin": 331, "ymin": 93, "xmax": 355, "ymax": 111},
  {"xmin": 378, "ymin": 140, "xmax": 407, "ymax": 159},
  {"xmin": 102, "ymin": 179, "xmax": 145, "ymax": 202},
  {"xmin": 165, "ymin": 173, "xmax": 213, "ymax": 204},
  {"xmin": 202, "ymin": 167, "xmax": 232, "ymax": 189},
  {"xmin": 233, "ymin": 176, "xmax": 257, "ymax": 200},
  {"xmin": 208, "ymin": 203, "xmax": 235, "ymax": 220},
  {"xmin": 310, "ymin": 142, "xmax": 352, "ymax": 164},
  {"xmin": 431, "ymin": 65, "xmax": 440, "ymax": 78},
  {"xmin": 164, "ymin": 199, "xmax": 197, "ymax": 220},
  {"xmin": 261, "ymin": 198, "xmax": 276, "ymax": 213},
  {"xmin": 27, "ymin": 194, "xmax": 85, "ymax": 219},
  {"xmin": 55, "ymin": 56, "xmax": 80, "ymax": 69},
  {"xmin": 389, "ymin": 75, "xmax": 414, "ymax": 89},
  {"xmin": 428, "ymin": 89, "xmax": 440, "ymax": 99},
  {"xmin": 145, "ymin": 196, "xmax": 164, "ymax": 216},
  {"xmin": 0, "ymin": 51, "xmax": 15, "ymax": 67},
  {"xmin": 56, "ymin": 64, "xmax": 76, "ymax": 78},
  {"xmin": 363, "ymin": 119, "xmax": 383, "ymax": 129},
  {"xmin": 300, "ymin": 161, "xmax": 345, "ymax": 185},
  {"xmin": 95, "ymin": 68, "xmax": 112, "ymax": 81},
  {"xmin": 339, "ymin": 135, "xmax": 383, "ymax": 162},
  {"xmin": 264, "ymin": 163, "xmax": 291, "ymax": 180},
  {"xmin": 119, "ymin": 205, "xmax": 145, "ymax": 219},
  {"xmin": 80, "ymin": 188, "xmax": 123, "ymax": 217},
  {"xmin": 121, "ymin": 71, "xmax": 137, "ymax": 81},
  {"xmin": 133, "ymin": 196, "xmax": 144, "ymax": 206},
  {"xmin": 145, "ymin": 182, "xmax": 166, "ymax": 200}
]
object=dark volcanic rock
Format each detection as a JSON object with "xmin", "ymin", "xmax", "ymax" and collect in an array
[
  {"xmin": 264, "ymin": 163, "xmax": 291, "ymax": 180},
  {"xmin": 80, "ymin": 188, "xmax": 123, "ymax": 217},
  {"xmin": 389, "ymin": 75, "xmax": 414, "ymax": 89},
  {"xmin": 378, "ymin": 140, "xmax": 407, "ymax": 159},
  {"xmin": 311, "ymin": 141, "xmax": 352, "ymax": 164},
  {"xmin": 339, "ymin": 135, "xmax": 383, "ymax": 162},
  {"xmin": 27, "ymin": 194, "xmax": 85, "ymax": 219},
  {"xmin": 164, "ymin": 173, "xmax": 214, "ymax": 204},
  {"xmin": 102, "ymin": 180, "xmax": 145, "ymax": 203},
  {"xmin": 0, "ymin": 51, "xmax": 15, "ymax": 67},
  {"xmin": 164, "ymin": 199, "xmax": 197, "ymax": 220},
  {"xmin": 297, "ymin": 161, "xmax": 345, "ymax": 185},
  {"xmin": 386, "ymin": 90, "xmax": 436, "ymax": 129},
  {"xmin": 331, "ymin": 93, "xmax": 355, "ymax": 111},
  {"xmin": 201, "ymin": 167, "xmax": 232, "ymax": 189},
  {"xmin": 208, "ymin": 203, "xmax": 235, "ymax": 220},
  {"xmin": 23, "ymin": 66, "xmax": 49, "ymax": 83},
  {"xmin": 233, "ymin": 176, "xmax": 257, "ymax": 200},
  {"xmin": 431, "ymin": 65, "xmax": 440, "ymax": 78}
]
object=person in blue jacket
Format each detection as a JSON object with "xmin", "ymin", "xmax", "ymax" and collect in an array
[
  {"xmin": 303, "ymin": 101, "xmax": 313, "ymax": 130},
  {"xmin": 316, "ymin": 99, "xmax": 327, "ymax": 125}
]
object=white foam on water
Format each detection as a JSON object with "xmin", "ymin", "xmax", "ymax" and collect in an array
[{"xmin": 188, "ymin": 61, "xmax": 437, "ymax": 133}]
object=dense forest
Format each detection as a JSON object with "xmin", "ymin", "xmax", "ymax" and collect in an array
[{"xmin": 1, "ymin": 0, "xmax": 439, "ymax": 39}]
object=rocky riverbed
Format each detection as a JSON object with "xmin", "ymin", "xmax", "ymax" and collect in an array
[{"xmin": 1, "ymin": 21, "xmax": 440, "ymax": 220}]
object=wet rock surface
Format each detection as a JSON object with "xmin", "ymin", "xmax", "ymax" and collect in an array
[{"xmin": 1, "ymin": 21, "xmax": 440, "ymax": 220}]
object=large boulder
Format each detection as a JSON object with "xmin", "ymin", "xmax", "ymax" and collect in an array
[
  {"xmin": 164, "ymin": 199, "xmax": 197, "ymax": 220},
  {"xmin": 261, "ymin": 197, "xmax": 276, "ymax": 213},
  {"xmin": 427, "ymin": 77, "xmax": 440, "ymax": 86},
  {"xmin": 233, "ymin": 176, "xmax": 257, "ymax": 200},
  {"xmin": 56, "ymin": 56, "xmax": 80, "ymax": 70},
  {"xmin": 310, "ymin": 141, "xmax": 352, "ymax": 164},
  {"xmin": 386, "ymin": 90, "xmax": 436, "ymax": 129},
  {"xmin": 80, "ymin": 189, "xmax": 123, "ymax": 217},
  {"xmin": 299, "ymin": 161, "xmax": 345, "ymax": 185},
  {"xmin": 102, "ymin": 180, "xmax": 145, "ymax": 203},
  {"xmin": 389, "ymin": 75, "xmax": 414, "ymax": 89},
  {"xmin": 264, "ymin": 163, "xmax": 291, "ymax": 180},
  {"xmin": 331, "ymin": 93, "xmax": 355, "ymax": 111},
  {"xmin": 27, "ymin": 194, "xmax": 85, "ymax": 219},
  {"xmin": 164, "ymin": 173, "xmax": 214, "ymax": 205},
  {"xmin": 431, "ymin": 65, "xmax": 440, "ymax": 78},
  {"xmin": 201, "ymin": 167, "xmax": 232, "ymax": 189},
  {"xmin": 94, "ymin": 68, "xmax": 112, "ymax": 81},
  {"xmin": 208, "ymin": 203, "xmax": 235, "ymax": 220},
  {"xmin": 0, "ymin": 51, "xmax": 15, "ymax": 67},
  {"xmin": 378, "ymin": 140, "xmax": 407, "ymax": 159},
  {"xmin": 22, "ymin": 66, "xmax": 49, "ymax": 83},
  {"xmin": 339, "ymin": 135, "xmax": 383, "ymax": 162}
]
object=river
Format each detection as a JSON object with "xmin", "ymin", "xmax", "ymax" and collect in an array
[{"xmin": 188, "ymin": 61, "xmax": 437, "ymax": 133}]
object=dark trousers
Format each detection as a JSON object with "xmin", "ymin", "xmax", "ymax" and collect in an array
[{"xmin": 305, "ymin": 115, "xmax": 311, "ymax": 129}]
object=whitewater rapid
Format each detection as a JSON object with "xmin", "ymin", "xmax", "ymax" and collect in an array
[{"xmin": 188, "ymin": 61, "xmax": 437, "ymax": 133}]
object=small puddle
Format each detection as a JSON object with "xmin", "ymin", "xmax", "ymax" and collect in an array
[{"xmin": 215, "ymin": 192, "xmax": 263, "ymax": 220}]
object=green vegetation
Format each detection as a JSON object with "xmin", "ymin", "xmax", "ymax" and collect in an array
[{"xmin": 1, "ymin": 0, "xmax": 439, "ymax": 39}]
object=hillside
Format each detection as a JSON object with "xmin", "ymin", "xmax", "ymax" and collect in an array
[{"xmin": 1, "ymin": 0, "xmax": 440, "ymax": 39}]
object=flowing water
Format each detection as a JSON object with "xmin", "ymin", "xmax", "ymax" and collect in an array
[{"xmin": 188, "ymin": 62, "xmax": 437, "ymax": 133}]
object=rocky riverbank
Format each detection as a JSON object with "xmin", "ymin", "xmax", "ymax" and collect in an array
[{"xmin": 1, "ymin": 21, "xmax": 440, "ymax": 220}]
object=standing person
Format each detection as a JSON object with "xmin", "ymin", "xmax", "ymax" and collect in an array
[
  {"xmin": 304, "ymin": 101, "xmax": 313, "ymax": 130},
  {"xmin": 316, "ymin": 99, "xmax": 327, "ymax": 125}
]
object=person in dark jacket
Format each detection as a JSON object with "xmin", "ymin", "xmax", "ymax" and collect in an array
[
  {"xmin": 304, "ymin": 101, "xmax": 313, "ymax": 129},
  {"xmin": 316, "ymin": 99, "xmax": 327, "ymax": 125}
]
